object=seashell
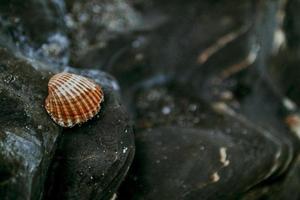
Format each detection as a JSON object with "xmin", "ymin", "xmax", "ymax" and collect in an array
[{"xmin": 45, "ymin": 72, "xmax": 104, "ymax": 128}]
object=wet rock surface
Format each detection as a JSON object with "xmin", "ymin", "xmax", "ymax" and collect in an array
[
  {"xmin": 0, "ymin": 0, "xmax": 64, "ymax": 43},
  {"xmin": 65, "ymin": 0, "xmax": 142, "ymax": 69},
  {"xmin": 43, "ymin": 68, "xmax": 135, "ymax": 200},
  {"xmin": 121, "ymin": 126, "xmax": 280, "ymax": 199},
  {"xmin": 119, "ymin": 83, "xmax": 294, "ymax": 199},
  {"xmin": 0, "ymin": 48, "xmax": 135, "ymax": 200},
  {"xmin": 115, "ymin": 0, "xmax": 299, "ymax": 199},
  {"xmin": 0, "ymin": 3, "xmax": 136, "ymax": 197},
  {"xmin": 0, "ymin": 47, "xmax": 61, "ymax": 200},
  {"xmin": 270, "ymin": 51, "xmax": 300, "ymax": 105},
  {"xmin": 244, "ymin": 154, "xmax": 300, "ymax": 200},
  {"xmin": 0, "ymin": 0, "xmax": 300, "ymax": 199}
]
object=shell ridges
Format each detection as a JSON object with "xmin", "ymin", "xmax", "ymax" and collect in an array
[{"xmin": 45, "ymin": 72, "xmax": 104, "ymax": 128}]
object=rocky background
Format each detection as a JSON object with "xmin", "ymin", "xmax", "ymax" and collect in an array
[{"xmin": 0, "ymin": 0, "xmax": 299, "ymax": 199}]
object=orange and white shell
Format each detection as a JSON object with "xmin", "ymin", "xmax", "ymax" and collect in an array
[{"xmin": 45, "ymin": 72, "xmax": 104, "ymax": 128}]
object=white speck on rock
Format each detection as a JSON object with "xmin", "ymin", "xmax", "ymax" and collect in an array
[
  {"xmin": 162, "ymin": 106, "xmax": 171, "ymax": 115},
  {"xmin": 212, "ymin": 102, "xmax": 236, "ymax": 116},
  {"xmin": 273, "ymin": 28, "xmax": 286, "ymax": 54},
  {"xmin": 111, "ymin": 81, "xmax": 120, "ymax": 91},
  {"xmin": 285, "ymin": 114, "xmax": 300, "ymax": 140},
  {"xmin": 65, "ymin": 14, "xmax": 76, "ymax": 28},
  {"xmin": 122, "ymin": 147, "xmax": 128, "ymax": 154},
  {"xmin": 220, "ymin": 91, "xmax": 233, "ymax": 100},
  {"xmin": 110, "ymin": 194, "xmax": 117, "ymax": 200},
  {"xmin": 188, "ymin": 104, "xmax": 198, "ymax": 112},
  {"xmin": 135, "ymin": 53, "xmax": 144, "ymax": 61},
  {"xmin": 219, "ymin": 147, "xmax": 230, "ymax": 167},
  {"xmin": 210, "ymin": 172, "xmax": 220, "ymax": 183},
  {"xmin": 283, "ymin": 98, "xmax": 297, "ymax": 111}
]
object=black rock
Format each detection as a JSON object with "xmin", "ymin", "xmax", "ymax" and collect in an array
[
  {"xmin": 0, "ymin": 0, "xmax": 70, "ymax": 68},
  {"xmin": 0, "ymin": 0, "xmax": 136, "ymax": 197},
  {"xmin": 269, "ymin": 48, "xmax": 300, "ymax": 105},
  {"xmin": 0, "ymin": 47, "xmax": 61, "ymax": 200},
  {"xmin": 284, "ymin": 0, "xmax": 300, "ymax": 52},
  {"xmin": 0, "ymin": 0, "xmax": 65, "ymax": 43},
  {"xmin": 65, "ymin": 0, "xmax": 142, "ymax": 69},
  {"xmin": 119, "ymin": 122, "xmax": 287, "ymax": 200},
  {"xmin": 182, "ymin": 0, "xmax": 280, "ymax": 102},
  {"xmin": 243, "ymin": 155, "xmax": 300, "ymax": 200},
  {"xmin": 43, "ymin": 68, "xmax": 135, "ymax": 200},
  {"xmin": 119, "ymin": 83, "xmax": 293, "ymax": 199},
  {"xmin": 0, "ymin": 0, "xmax": 299, "ymax": 199}
]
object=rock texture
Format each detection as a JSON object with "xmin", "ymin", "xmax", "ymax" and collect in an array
[
  {"xmin": 0, "ymin": 1, "xmax": 135, "ymax": 199},
  {"xmin": 0, "ymin": 47, "xmax": 61, "ymax": 200},
  {"xmin": 0, "ymin": 48, "xmax": 135, "ymax": 200},
  {"xmin": 242, "ymin": 155, "xmax": 300, "ymax": 200},
  {"xmin": 0, "ymin": 0, "xmax": 299, "ymax": 199},
  {"xmin": 119, "ymin": 83, "xmax": 293, "ymax": 199},
  {"xmin": 115, "ymin": 0, "xmax": 299, "ymax": 199},
  {"xmin": 43, "ymin": 68, "xmax": 135, "ymax": 200}
]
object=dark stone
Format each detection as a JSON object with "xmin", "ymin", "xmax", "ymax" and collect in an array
[
  {"xmin": 0, "ymin": 0, "xmax": 299, "ymax": 199},
  {"xmin": 242, "ymin": 155, "xmax": 300, "ymax": 200},
  {"xmin": 119, "ymin": 82, "xmax": 293, "ymax": 199},
  {"xmin": 233, "ymin": 75, "xmax": 299, "ymax": 148},
  {"xmin": 284, "ymin": 0, "xmax": 300, "ymax": 52},
  {"xmin": 0, "ymin": 0, "xmax": 65, "ymax": 43},
  {"xmin": 65, "ymin": 0, "xmax": 143, "ymax": 69},
  {"xmin": 65, "ymin": 0, "xmax": 251, "ymax": 88},
  {"xmin": 66, "ymin": 0, "xmax": 282, "ymax": 108},
  {"xmin": 263, "ymin": 0, "xmax": 300, "ymax": 105},
  {"xmin": 119, "ymin": 122, "xmax": 287, "ymax": 200},
  {"xmin": 0, "ymin": 47, "xmax": 61, "ymax": 200},
  {"xmin": 43, "ymin": 68, "xmax": 135, "ymax": 200},
  {"xmin": 182, "ymin": 0, "xmax": 280, "ymax": 103},
  {"xmin": 0, "ymin": 1, "xmax": 136, "ymax": 197},
  {"xmin": 269, "ymin": 49, "xmax": 300, "ymax": 105},
  {"xmin": 0, "ymin": 0, "xmax": 69, "ymax": 68}
]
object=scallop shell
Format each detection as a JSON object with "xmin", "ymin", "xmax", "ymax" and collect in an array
[{"xmin": 45, "ymin": 72, "xmax": 104, "ymax": 128}]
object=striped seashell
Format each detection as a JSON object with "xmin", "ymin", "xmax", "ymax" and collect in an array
[{"xmin": 45, "ymin": 72, "xmax": 104, "ymax": 128}]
